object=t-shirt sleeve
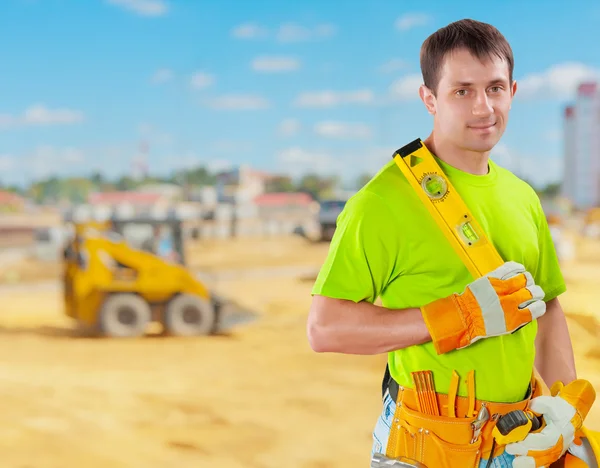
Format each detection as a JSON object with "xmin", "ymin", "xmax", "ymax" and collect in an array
[
  {"xmin": 532, "ymin": 200, "xmax": 567, "ymax": 302},
  {"xmin": 311, "ymin": 191, "xmax": 399, "ymax": 304}
]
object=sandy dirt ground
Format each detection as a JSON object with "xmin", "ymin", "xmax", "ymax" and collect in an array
[{"xmin": 0, "ymin": 233, "xmax": 599, "ymax": 468}]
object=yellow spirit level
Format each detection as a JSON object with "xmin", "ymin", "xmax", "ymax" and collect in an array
[{"xmin": 392, "ymin": 138, "xmax": 504, "ymax": 279}]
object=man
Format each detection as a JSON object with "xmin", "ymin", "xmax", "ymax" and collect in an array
[{"xmin": 307, "ymin": 19, "xmax": 597, "ymax": 468}]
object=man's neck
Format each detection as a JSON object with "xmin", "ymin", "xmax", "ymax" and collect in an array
[{"xmin": 423, "ymin": 133, "xmax": 490, "ymax": 176}]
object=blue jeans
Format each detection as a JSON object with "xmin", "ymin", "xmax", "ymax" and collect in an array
[{"xmin": 371, "ymin": 391, "xmax": 516, "ymax": 468}]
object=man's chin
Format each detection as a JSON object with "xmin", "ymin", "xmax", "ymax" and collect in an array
[{"xmin": 464, "ymin": 138, "xmax": 499, "ymax": 153}]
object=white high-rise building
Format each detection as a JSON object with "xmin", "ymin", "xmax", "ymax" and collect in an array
[{"xmin": 562, "ymin": 82, "xmax": 600, "ymax": 209}]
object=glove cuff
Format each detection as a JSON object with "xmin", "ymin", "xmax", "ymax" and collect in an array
[
  {"xmin": 555, "ymin": 379, "xmax": 597, "ymax": 427},
  {"xmin": 421, "ymin": 294, "xmax": 469, "ymax": 354}
]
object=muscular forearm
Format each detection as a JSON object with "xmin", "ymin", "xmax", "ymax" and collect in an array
[
  {"xmin": 307, "ymin": 295, "xmax": 431, "ymax": 355},
  {"xmin": 535, "ymin": 297, "xmax": 577, "ymax": 386}
]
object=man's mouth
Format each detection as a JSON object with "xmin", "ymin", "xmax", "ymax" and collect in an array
[{"xmin": 469, "ymin": 122, "xmax": 496, "ymax": 130}]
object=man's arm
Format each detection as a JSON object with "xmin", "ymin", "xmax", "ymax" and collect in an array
[
  {"xmin": 534, "ymin": 297, "xmax": 577, "ymax": 386},
  {"xmin": 307, "ymin": 295, "xmax": 431, "ymax": 355}
]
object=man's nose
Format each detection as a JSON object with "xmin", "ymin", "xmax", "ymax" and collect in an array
[{"xmin": 472, "ymin": 92, "xmax": 493, "ymax": 116}]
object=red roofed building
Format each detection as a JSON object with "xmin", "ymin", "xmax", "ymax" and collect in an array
[
  {"xmin": 85, "ymin": 191, "xmax": 171, "ymax": 220},
  {"xmin": 253, "ymin": 192, "xmax": 314, "ymax": 207},
  {"xmin": 88, "ymin": 192, "xmax": 163, "ymax": 206},
  {"xmin": 0, "ymin": 190, "xmax": 25, "ymax": 212},
  {"xmin": 252, "ymin": 192, "xmax": 317, "ymax": 219}
]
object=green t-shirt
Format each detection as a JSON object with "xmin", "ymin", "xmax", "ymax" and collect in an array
[{"xmin": 311, "ymin": 155, "xmax": 566, "ymax": 403}]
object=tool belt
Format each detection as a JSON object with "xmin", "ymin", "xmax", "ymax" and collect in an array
[{"xmin": 382, "ymin": 366, "xmax": 543, "ymax": 468}]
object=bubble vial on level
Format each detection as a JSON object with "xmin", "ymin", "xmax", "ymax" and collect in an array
[
  {"xmin": 421, "ymin": 174, "xmax": 447, "ymax": 200},
  {"xmin": 460, "ymin": 222, "xmax": 480, "ymax": 245}
]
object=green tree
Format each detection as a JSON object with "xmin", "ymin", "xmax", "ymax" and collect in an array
[
  {"xmin": 265, "ymin": 175, "xmax": 295, "ymax": 192},
  {"xmin": 63, "ymin": 178, "xmax": 94, "ymax": 204},
  {"xmin": 90, "ymin": 171, "xmax": 104, "ymax": 187},
  {"xmin": 29, "ymin": 176, "xmax": 61, "ymax": 203},
  {"xmin": 296, "ymin": 173, "xmax": 339, "ymax": 200},
  {"xmin": 540, "ymin": 182, "xmax": 561, "ymax": 197},
  {"xmin": 172, "ymin": 166, "xmax": 216, "ymax": 186},
  {"xmin": 115, "ymin": 176, "xmax": 137, "ymax": 191}
]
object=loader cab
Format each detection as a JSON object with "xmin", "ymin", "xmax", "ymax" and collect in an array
[{"xmin": 109, "ymin": 216, "xmax": 186, "ymax": 266}]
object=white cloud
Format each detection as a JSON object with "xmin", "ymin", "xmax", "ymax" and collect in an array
[
  {"xmin": 276, "ymin": 147, "xmax": 336, "ymax": 176},
  {"xmin": 151, "ymin": 68, "xmax": 173, "ymax": 84},
  {"xmin": 190, "ymin": 72, "xmax": 215, "ymax": 90},
  {"xmin": 516, "ymin": 62, "xmax": 600, "ymax": 100},
  {"xmin": 230, "ymin": 22, "xmax": 336, "ymax": 42},
  {"xmin": 275, "ymin": 145, "xmax": 402, "ymax": 180},
  {"xmin": 203, "ymin": 95, "xmax": 270, "ymax": 111},
  {"xmin": 210, "ymin": 141, "xmax": 253, "ymax": 153},
  {"xmin": 106, "ymin": 0, "xmax": 168, "ymax": 17},
  {"xmin": 276, "ymin": 23, "xmax": 337, "ymax": 42},
  {"xmin": 314, "ymin": 121, "xmax": 372, "ymax": 140},
  {"xmin": 379, "ymin": 58, "xmax": 409, "ymax": 74},
  {"xmin": 231, "ymin": 23, "xmax": 268, "ymax": 39},
  {"xmin": 23, "ymin": 146, "xmax": 86, "ymax": 178},
  {"xmin": 0, "ymin": 104, "xmax": 85, "ymax": 129},
  {"xmin": 252, "ymin": 56, "xmax": 301, "ymax": 73},
  {"xmin": 206, "ymin": 159, "xmax": 233, "ymax": 173},
  {"xmin": 138, "ymin": 123, "xmax": 173, "ymax": 145},
  {"xmin": 491, "ymin": 143, "xmax": 561, "ymax": 186},
  {"xmin": 0, "ymin": 155, "xmax": 16, "ymax": 171},
  {"xmin": 390, "ymin": 74, "xmax": 423, "ymax": 100},
  {"xmin": 395, "ymin": 13, "xmax": 432, "ymax": 31},
  {"xmin": 278, "ymin": 119, "xmax": 301, "ymax": 137},
  {"xmin": 293, "ymin": 89, "xmax": 374, "ymax": 108},
  {"xmin": 61, "ymin": 148, "xmax": 86, "ymax": 164}
]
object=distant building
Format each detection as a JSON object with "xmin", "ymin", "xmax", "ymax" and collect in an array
[
  {"xmin": 82, "ymin": 191, "xmax": 168, "ymax": 221},
  {"xmin": 216, "ymin": 165, "xmax": 276, "ymax": 203},
  {"xmin": 136, "ymin": 183, "xmax": 184, "ymax": 201},
  {"xmin": 562, "ymin": 82, "xmax": 600, "ymax": 209},
  {"xmin": 88, "ymin": 191, "xmax": 165, "ymax": 207},
  {"xmin": 253, "ymin": 192, "xmax": 316, "ymax": 216},
  {"xmin": 0, "ymin": 190, "xmax": 25, "ymax": 212}
]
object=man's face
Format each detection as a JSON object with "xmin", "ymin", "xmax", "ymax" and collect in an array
[{"xmin": 421, "ymin": 48, "xmax": 517, "ymax": 153}]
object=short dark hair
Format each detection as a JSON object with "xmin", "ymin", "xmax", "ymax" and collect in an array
[{"xmin": 420, "ymin": 19, "xmax": 514, "ymax": 95}]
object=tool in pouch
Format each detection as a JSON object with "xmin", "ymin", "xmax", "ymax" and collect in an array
[{"xmin": 374, "ymin": 138, "xmax": 541, "ymax": 468}]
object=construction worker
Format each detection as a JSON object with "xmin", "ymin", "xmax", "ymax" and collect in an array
[{"xmin": 307, "ymin": 19, "xmax": 599, "ymax": 467}]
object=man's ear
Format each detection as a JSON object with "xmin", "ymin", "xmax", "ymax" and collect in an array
[
  {"xmin": 508, "ymin": 80, "xmax": 517, "ymax": 110},
  {"xmin": 419, "ymin": 84, "xmax": 436, "ymax": 115}
]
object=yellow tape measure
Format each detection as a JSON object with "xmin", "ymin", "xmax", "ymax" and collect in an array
[{"xmin": 392, "ymin": 138, "xmax": 504, "ymax": 279}]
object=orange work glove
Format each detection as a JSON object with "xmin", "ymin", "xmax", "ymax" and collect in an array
[
  {"xmin": 420, "ymin": 261, "xmax": 546, "ymax": 354},
  {"xmin": 505, "ymin": 379, "xmax": 597, "ymax": 467}
]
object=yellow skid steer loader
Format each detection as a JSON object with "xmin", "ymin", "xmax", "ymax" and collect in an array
[{"xmin": 63, "ymin": 215, "xmax": 221, "ymax": 338}]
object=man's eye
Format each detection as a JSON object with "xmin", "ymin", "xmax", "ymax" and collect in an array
[
  {"xmin": 456, "ymin": 89, "xmax": 467, "ymax": 96},
  {"xmin": 490, "ymin": 86, "xmax": 501, "ymax": 92}
]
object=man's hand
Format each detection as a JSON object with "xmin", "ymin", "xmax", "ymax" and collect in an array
[
  {"xmin": 505, "ymin": 379, "xmax": 596, "ymax": 467},
  {"xmin": 420, "ymin": 261, "xmax": 546, "ymax": 354}
]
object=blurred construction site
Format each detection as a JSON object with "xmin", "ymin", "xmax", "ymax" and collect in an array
[{"xmin": 0, "ymin": 179, "xmax": 599, "ymax": 467}]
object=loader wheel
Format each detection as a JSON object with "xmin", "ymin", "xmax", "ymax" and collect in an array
[
  {"xmin": 99, "ymin": 293, "xmax": 151, "ymax": 338},
  {"xmin": 163, "ymin": 294, "xmax": 216, "ymax": 336}
]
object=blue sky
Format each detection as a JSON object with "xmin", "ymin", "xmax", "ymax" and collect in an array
[{"xmin": 1, "ymin": 0, "xmax": 599, "ymax": 188}]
